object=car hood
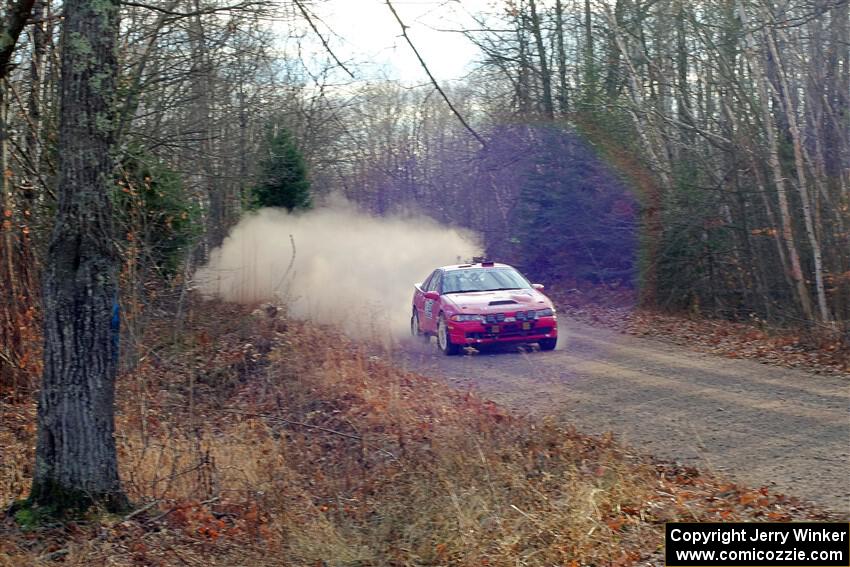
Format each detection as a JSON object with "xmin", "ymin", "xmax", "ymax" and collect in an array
[{"xmin": 444, "ymin": 289, "xmax": 552, "ymax": 312}]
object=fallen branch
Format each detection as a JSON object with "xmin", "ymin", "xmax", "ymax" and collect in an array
[
  {"xmin": 148, "ymin": 495, "xmax": 221, "ymax": 523},
  {"xmin": 0, "ymin": 348, "xmax": 19, "ymax": 369},
  {"xmin": 223, "ymin": 409, "xmax": 361, "ymax": 441},
  {"xmin": 123, "ymin": 499, "xmax": 160, "ymax": 521}
]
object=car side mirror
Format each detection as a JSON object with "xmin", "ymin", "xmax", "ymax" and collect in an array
[
  {"xmin": 532, "ymin": 283, "xmax": 545, "ymax": 291},
  {"xmin": 424, "ymin": 291, "xmax": 440, "ymax": 301}
]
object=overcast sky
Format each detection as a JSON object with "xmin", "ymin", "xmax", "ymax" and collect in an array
[{"xmin": 284, "ymin": 0, "xmax": 494, "ymax": 84}]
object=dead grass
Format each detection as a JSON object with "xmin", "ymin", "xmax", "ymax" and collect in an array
[{"xmin": 0, "ymin": 299, "xmax": 840, "ymax": 566}]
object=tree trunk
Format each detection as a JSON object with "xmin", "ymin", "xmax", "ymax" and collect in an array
[
  {"xmin": 30, "ymin": 0, "xmax": 127, "ymax": 512},
  {"xmin": 584, "ymin": 0, "xmax": 595, "ymax": 97},
  {"xmin": 829, "ymin": 0, "xmax": 849, "ymax": 198},
  {"xmin": 516, "ymin": 6, "xmax": 531, "ymax": 115},
  {"xmin": 603, "ymin": 0, "xmax": 624, "ymax": 101},
  {"xmin": 527, "ymin": 0, "xmax": 553, "ymax": 119},
  {"xmin": 762, "ymin": 9, "xmax": 831, "ymax": 323},
  {"xmin": 25, "ymin": 0, "xmax": 45, "ymax": 189},
  {"xmin": 0, "ymin": 0, "xmax": 36, "ymax": 79},
  {"xmin": 674, "ymin": 0, "xmax": 693, "ymax": 144},
  {"xmin": 738, "ymin": 5, "xmax": 814, "ymax": 322},
  {"xmin": 0, "ymin": 79, "xmax": 19, "ymax": 389},
  {"xmin": 554, "ymin": 0, "xmax": 569, "ymax": 114},
  {"xmin": 188, "ymin": 7, "xmax": 225, "ymax": 252},
  {"xmin": 1, "ymin": 81, "xmax": 15, "ymax": 306}
]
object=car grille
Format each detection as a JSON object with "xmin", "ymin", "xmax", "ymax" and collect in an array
[{"xmin": 484, "ymin": 310, "xmax": 538, "ymax": 324}]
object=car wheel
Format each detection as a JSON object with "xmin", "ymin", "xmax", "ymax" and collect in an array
[
  {"xmin": 437, "ymin": 314, "xmax": 461, "ymax": 355},
  {"xmin": 411, "ymin": 310, "xmax": 429, "ymax": 343},
  {"xmin": 538, "ymin": 337, "xmax": 557, "ymax": 351}
]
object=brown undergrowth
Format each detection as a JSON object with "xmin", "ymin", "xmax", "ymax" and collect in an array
[{"xmin": 0, "ymin": 299, "xmax": 840, "ymax": 566}]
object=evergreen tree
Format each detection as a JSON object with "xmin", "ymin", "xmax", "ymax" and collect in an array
[
  {"xmin": 252, "ymin": 127, "xmax": 311, "ymax": 211},
  {"xmin": 118, "ymin": 147, "xmax": 200, "ymax": 276},
  {"xmin": 485, "ymin": 125, "xmax": 637, "ymax": 286}
]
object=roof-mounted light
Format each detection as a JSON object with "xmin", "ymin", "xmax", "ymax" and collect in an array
[{"xmin": 471, "ymin": 255, "xmax": 495, "ymax": 266}]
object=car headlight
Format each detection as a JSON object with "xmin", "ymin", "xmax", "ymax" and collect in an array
[
  {"xmin": 450, "ymin": 314, "xmax": 484, "ymax": 322},
  {"xmin": 536, "ymin": 308, "xmax": 555, "ymax": 317}
]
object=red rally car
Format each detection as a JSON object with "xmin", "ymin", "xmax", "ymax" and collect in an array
[{"xmin": 411, "ymin": 261, "xmax": 558, "ymax": 355}]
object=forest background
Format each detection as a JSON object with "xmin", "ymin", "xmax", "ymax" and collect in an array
[{"xmin": 1, "ymin": 0, "xmax": 848, "ymax": 393}]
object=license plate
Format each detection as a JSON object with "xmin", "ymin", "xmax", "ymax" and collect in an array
[
  {"xmin": 490, "ymin": 325, "xmax": 500, "ymax": 333},
  {"xmin": 522, "ymin": 322, "xmax": 532, "ymax": 330}
]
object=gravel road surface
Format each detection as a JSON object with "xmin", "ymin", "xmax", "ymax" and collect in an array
[{"xmin": 396, "ymin": 319, "xmax": 850, "ymax": 513}]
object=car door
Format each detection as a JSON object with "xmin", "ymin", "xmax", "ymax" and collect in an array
[
  {"xmin": 421, "ymin": 270, "xmax": 442, "ymax": 332},
  {"xmin": 413, "ymin": 270, "xmax": 436, "ymax": 326}
]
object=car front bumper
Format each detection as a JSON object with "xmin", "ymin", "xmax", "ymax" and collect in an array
[{"xmin": 446, "ymin": 316, "xmax": 558, "ymax": 346}]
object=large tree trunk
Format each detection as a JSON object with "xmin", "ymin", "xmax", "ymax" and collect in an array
[{"xmin": 30, "ymin": 0, "xmax": 127, "ymax": 512}]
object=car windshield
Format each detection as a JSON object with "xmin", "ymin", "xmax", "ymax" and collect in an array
[{"xmin": 442, "ymin": 267, "xmax": 531, "ymax": 294}]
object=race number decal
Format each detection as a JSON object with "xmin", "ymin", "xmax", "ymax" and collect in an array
[{"xmin": 424, "ymin": 299, "xmax": 434, "ymax": 319}]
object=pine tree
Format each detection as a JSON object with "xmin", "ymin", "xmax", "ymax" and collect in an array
[
  {"xmin": 252, "ymin": 127, "xmax": 311, "ymax": 211},
  {"xmin": 498, "ymin": 125, "xmax": 637, "ymax": 285}
]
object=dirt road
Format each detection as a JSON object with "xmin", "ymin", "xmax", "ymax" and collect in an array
[{"xmin": 395, "ymin": 319, "xmax": 850, "ymax": 513}]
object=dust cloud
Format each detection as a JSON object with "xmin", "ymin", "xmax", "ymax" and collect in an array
[{"xmin": 194, "ymin": 202, "xmax": 480, "ymax": 340}]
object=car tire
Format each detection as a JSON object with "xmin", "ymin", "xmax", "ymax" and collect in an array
[
  {"xmin": 437, "ymin": 314, "xmax": 461, "ymax": 356},
  {"xmin": 538, "ymin": 337, "xmax": 557, "ymax": 351},
  {"xmin": 411, "ymin": 310, "xmax": 429, "ymax": 343}
]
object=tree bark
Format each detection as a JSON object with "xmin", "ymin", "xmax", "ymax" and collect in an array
[{"xmin": 31, "ymin": 0, "xmax": 127, "ymax": 512}]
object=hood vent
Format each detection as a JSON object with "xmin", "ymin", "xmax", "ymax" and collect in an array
[{"xmin": 488, "ymin": 300, "xmax": 518, "ymax": 306}]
